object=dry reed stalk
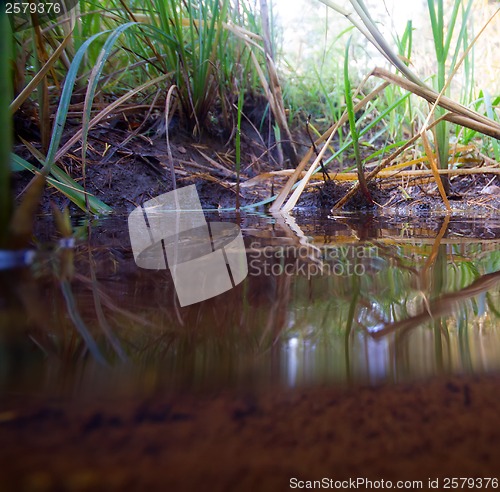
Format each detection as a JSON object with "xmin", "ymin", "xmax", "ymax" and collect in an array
[
  {"xmin": 256, "ymin": 166, "xmax": 500, "ymax": 181},
  {"xmin": 269, "ymin": 81, "xmax": 390, "ymax": 212},
  {"xmin": 421, "ymin": 131, "xmax": 451, "ymax": 212},
  {"xmin": 372, "ymin": 68, "xmax": 500, "ymax": 139}
]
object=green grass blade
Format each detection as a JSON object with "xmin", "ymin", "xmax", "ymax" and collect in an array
[
  {"xmin": 61, "ymin": 280, "xmax": 107, "ymax": 365},
  {"xmin": 0, "ymin": 14, "xmax": 13, "ymax": 242},
  {"xmin": 12, "ymin": 154, "xmax": 111, "ymax": 214},
  {"xmin": 343, "ymin": 38, "xmax": 364, "ymax": 185},
  {"xmin": 81, "ymin": 22, "xmax": 142, "ymax": 182},
  {"xmin": 483, "ymin": 91, "xmax": 500, "ymax": 161},
  {"xmin": 44, "ymin": 28, "xmax": 112, "ymax": 171},
  {"xmin": 443, "ymin": 0, "xmax": 462, "ymax": 57}
]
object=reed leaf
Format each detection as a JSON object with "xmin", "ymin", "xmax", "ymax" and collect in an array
[
  {"xmin": 12, "ymin": 153, "xmax": 111, "ymax": 214},
  {"xmin": 344, "ymin": 37, "xmax": 371, "ymax": 204},
  {"xmin": 44, "ymin": 29, "xmax": 113, "ymax": 171},
  {"xmin": 0, "ymin": 14, "xmax": 13, "ymax": 243}
]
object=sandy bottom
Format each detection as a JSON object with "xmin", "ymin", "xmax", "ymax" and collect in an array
[{"xmin": 1, "ymin": 374, "xmax": 500, "ymax": 491}]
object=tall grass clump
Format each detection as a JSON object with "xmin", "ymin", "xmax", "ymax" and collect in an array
[
  {"xmin": 141, "ymin": 0, "xmax": 232, "ymax": 134},
  {"xmin": 97, "ymin": 0, "xmax": 264, "ymax": 135},
  {"xmin": 312, "ymin": 0, "xmax": 500, "ymax": 197},
  {"xmin": 8, "ymin": 0, "xmax": 272, "ymax": 212}
]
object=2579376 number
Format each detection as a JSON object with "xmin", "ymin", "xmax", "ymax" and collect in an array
[
  {"xmin": 5, "ymin": 3, "xmax": 61, "ymax": 14},
  {"xmin": 443, "ymin": 478, "xmax": 499, "ymax": 489}
]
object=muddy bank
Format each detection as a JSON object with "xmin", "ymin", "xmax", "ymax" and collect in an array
[
  {"xmin": 1, "ymin": 374, "xmax": 500, "ymax": 491},
  {"xmin": 12, "ymin": 110, "xmax": 300, "ymax": 214},
  {"xmin": 12, "ymin": 114, "xmax": 499, "ymax": 216}
]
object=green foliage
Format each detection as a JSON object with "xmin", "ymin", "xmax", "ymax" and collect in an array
[
  {"xmin": 0, "ymin": 14, "xmax": 13, "ymax": 243},
  {"xmin": 142, "ymin": 0, "xmax": 230, "ymax": 132},
  {"xmin": 7, "ymin": 0, "xmax": 268, "ymax": 212},
  {"xmin": 307, "ymin": 0, "xmax": 497, "ymax": 176},
  {"xmin": 5, "ymin": 0, "xmax": 500, "ymax": 215},
  {"xmin": 343, "ymin": 37, "xmax": 369, "ymax": 200},
  {"xmin": 93, "ymin": 0, "xmax": 261, "ymax": 134},
  {"xmin": 427, "ymin": 0, "xmax": 474, "ymax": 178}
]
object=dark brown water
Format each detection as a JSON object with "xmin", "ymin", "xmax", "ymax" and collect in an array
[{"xmin": 1, "ymin": 212, "xmax": 499, "ymax": 398}]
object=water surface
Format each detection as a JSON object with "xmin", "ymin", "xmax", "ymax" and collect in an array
[{"xmin": 1, "ymin": 212, "xmax": 499, "ymax": 398}]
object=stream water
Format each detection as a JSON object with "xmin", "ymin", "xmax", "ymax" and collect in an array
[{"xmin": 1, "ymin": 212, "xmax": 499, "ymax": 398}]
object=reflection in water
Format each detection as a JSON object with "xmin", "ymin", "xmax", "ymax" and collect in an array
[
  {"xmin": 286, "ymin": 337, "xmax": 299, "ymax": 387},
  {"xmin": 0, "ymin": 213, "xmax": 499, "ymax": 396}
]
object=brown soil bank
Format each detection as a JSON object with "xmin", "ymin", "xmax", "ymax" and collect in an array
[{"xmin": 1, "ymin": 374, "xmax": 500, "ymax": 491}]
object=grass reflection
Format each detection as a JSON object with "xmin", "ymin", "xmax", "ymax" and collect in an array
[{"xmin": 0, "ymin": 216, "xmax": 498, "ymax": 394}]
